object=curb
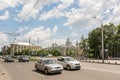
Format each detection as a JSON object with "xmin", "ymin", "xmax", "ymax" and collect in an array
[{"xmin": 80, "ymin": 60, "xmax": 120, "ymax": 65}]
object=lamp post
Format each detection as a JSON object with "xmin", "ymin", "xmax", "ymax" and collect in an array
[{"xmin": 94, "ymin": 16, "xmax": 104, "ymax": 63}]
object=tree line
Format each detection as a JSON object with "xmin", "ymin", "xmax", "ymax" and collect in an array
[{"xmin": 82, "ymin": 23, "xmax": 120, "ymax": 59}]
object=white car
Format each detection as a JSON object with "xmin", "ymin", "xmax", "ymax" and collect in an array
[
  {"xmin": 57, "ymin": 56, "xmax": 81, "ymax": 70},
  {"xmin": 35, "ymin": 58, "xmax": 63, "ymax": 74}
]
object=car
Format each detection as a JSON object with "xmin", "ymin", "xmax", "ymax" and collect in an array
[
  {"xmin": 0, "ymin": 55, "xmax": 3, "ymax": 58},
  {"xmin": 57, "ymin": 56, "xmax": 81, "ymax": 70},
  {"xmin": 4, "ymin": 56, "xmax": 14, "ymax": 62},
  {"xmin": 18, "ymin": 55, "xmax": 29, "ymax": 62},
  {"xmin": 35, "ymin": 58, "xmax": 63, "ymax": 74}
]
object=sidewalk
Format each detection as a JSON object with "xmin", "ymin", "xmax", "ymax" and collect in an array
[
  {"xmin": 80, "ymin": 59, "xmax": 120, "ymax": 65},
  {"xmin": 0, "ymin": 60, "xmax": 11, "ymax": 80}
]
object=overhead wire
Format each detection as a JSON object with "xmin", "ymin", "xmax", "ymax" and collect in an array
[
  {"xmin": 17, "ymin": 0, "xmax": 40, "ymax": 28},
  {"xmin": 14, "ymin": 0, "xmax": 52, "ymax": 42},
  {"xmin": 23, "ymin": 0, "xmax": 52, "ymax": 27},
  {"xmin": 1, "ymin": 0, "xmax": 40, "ymax": 47}
]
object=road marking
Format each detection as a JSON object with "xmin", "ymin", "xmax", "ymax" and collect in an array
[
  {"xmin": 83, "ymin": 67, "xmax": 120, "ymax": 74},
  {"xmin": 32, "ymin": 72, "xmax": 45, "ymax": 78}
]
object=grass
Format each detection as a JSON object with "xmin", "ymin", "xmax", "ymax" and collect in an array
[{"xmin": 29, "ymin": 57, "xmax": 39, "ymax": 61}]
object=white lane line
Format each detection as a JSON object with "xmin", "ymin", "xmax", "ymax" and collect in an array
[
  {"xmin": 83, "ymin": 67, "xmax": 120, "ymax": 74},
  {"xmin": 32, "ymin": 72, "xmax": 45, "ymax": 78}
]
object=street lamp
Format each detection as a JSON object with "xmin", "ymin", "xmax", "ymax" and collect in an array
[{"xmin": 93, "ymin": 16, "xmax": 104, "ymax": 63}]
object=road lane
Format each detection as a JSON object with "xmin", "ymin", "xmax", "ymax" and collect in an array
[{"xmin": 1, "ymin": 61, "xmax": 120, "ymax": 80}]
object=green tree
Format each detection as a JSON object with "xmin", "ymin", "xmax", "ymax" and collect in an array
[
  {"xmin": 88, "ymin": 27, "xmax": 101, "ymax": 58},
  {"xmin": 37, "ymin": 49, "xmax": 48, "ymax": 57},
  {"xmin": 88, "ymin": 23, "xmax": 120, "ymax": 59},
  {"xmin": 49, "ymin": 49, "xmax": 60, "ymax": 56}
]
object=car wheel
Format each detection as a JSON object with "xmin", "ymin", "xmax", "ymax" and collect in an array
[
  {"xmin": 44, "ymin": 68, "xmax": 48, "ymax": 74},
  {"xmin": 35, "ymin": 66, "xmax": 39, "ymax": 71},
  {"xmin": 59, "ymin": 71, "xmax": 62, "ymax": 74},
  {"xmin": 66, "ymin": 65, "xmax": 71, "ymax": 70}
]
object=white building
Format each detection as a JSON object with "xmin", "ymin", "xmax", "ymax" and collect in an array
[
  {"xmin": 47, "ymin": 38, "xmax": 78, "ymax": 56},
  {"xmin": 2, "ymin": 42, "xmax": 42, "ymax": 55}
]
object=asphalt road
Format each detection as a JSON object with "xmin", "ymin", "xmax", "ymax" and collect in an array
[{"xmin": 1, "ymin": 60, "xmax": 120, "ymax": 80}]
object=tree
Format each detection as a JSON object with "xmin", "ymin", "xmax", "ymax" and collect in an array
[
  {"xmin": 49, "ymin": 49, "xmax": 60, "ymax": 56},
  {"xmin": 88, "ymin": 27, "xmax": 101, "ymax": 58},
  {"xmin": 80, "ymin": 35, "xmax": 90, "ymax": 57},
  {"xmin": 88, "ymin": 23, "xmax": 120, "ymax": 59},
  {"xmin": 37, "ymin": 49, "xmax": 48, "ymax": 57}
]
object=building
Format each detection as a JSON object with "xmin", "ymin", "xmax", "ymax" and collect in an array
[
  {"xmin": 47, "ymin": 38, "xmax": 83, "ymax": 56},
  {"xmin": 1, "ymin": 45, "xmax": 10, "ymax": 55},
  {"xmin": 2, "ymin": 42, "xmax": 42, "ymax": 55}
]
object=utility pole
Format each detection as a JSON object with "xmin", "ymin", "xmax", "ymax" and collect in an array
[
  {"xmin": 37, "ymin": 38, "xmax": 39, "ymax": 46},
  {"xmin": 29, "ymin": 37, "xmax": 31, "ymax": 57},
  {"xmin": 0, "ymin": 32, "xmax": 19, "ymax": 56},
  {"xmin": 94, "ymin": 16, "xmax": 104, "ymax": 63}
]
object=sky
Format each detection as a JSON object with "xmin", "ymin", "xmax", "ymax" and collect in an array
[{"xmin": 0, "ymin": 0, "xmax": 120, "ymax": 50}]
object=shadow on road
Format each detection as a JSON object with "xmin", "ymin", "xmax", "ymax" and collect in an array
[
  {"xmin": 32, "ymin": 70, "xmax": 62, "ymax": 76},
  {"xmin": 64, "ymin": 68, "xmax": 81, "ymax": 72}
]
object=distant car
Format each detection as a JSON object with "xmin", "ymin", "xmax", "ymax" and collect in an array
[
  {"xmin": 18, "ymin": 56, "xmax": 29, "ymax": 62},
  {"xmin": 57, "ymin": 56, "xmax": 81, "ymax": 70},
  {"xmin": 0, "ymin": 55, "xmax": 2, "ymax": 58},
  {"xmin": 35, "ymin": 58, "xmax": 63, "ymax": 74},
  {"xmin": 4, "ymin": 56, "xmax": 14, "ymax": 62}
]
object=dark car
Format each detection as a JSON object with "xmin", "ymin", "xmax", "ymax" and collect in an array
[
  {"xmin": 4, "ymin": 56, "xmax": 14, "ymax": 62},
  {"xmin": 18, "ymin": 56, "xmax": 29, "ymax": 62}
]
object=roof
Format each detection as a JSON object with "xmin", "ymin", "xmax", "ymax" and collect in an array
[{"xmin": 11, "ymin": 42, "xmax": 33, "ymax": 46}]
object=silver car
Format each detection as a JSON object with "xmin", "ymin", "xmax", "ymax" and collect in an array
[
  {"xmin": 57, "ymin": 56, "xmax": 81, "ymax": 70},
  {"xmin": 35, "ymin": 58, "xmax": 63, "ymax": 74}
]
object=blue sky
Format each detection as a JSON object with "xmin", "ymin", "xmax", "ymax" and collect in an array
[{"xmin": 0, "ymin": 0, "xmax": 120, "ymax": 50}]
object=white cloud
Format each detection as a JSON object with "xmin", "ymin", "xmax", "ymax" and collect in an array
[
  {"xmin": 18, "ymin": 25, "xmax": 58, "ymax": 41},
  {"xmin": 0, "ymin": 33, "xmax": 8, "ymax": 42},
  {"xmin": 71, "ymin": 29, "xmax": 78, "ymax": 38},
  {"xmin": 63, "ymin": 0, "xmax": 104, "ymax": 28},
  {"xmin": 52, "ymin": 25, "xmax": 58, "ymax": 33},
  {"xmin": 0, "ymin": 11, "xmax": 9, "ymax": 20},
  {"xmin": 39, "ymin": 0, "xmax": 105, "ymax": 29},
  {"xmin": 22, "ymin": 26, "xmax": 51, "ymax": 41},
  {"xmin": 17, "ymin": 1, "xmax": 39, "ymax": 21},
  {"xmin": 39, "ymin": 0, "xmax": 120, "ymax": 31},
  {"xmin": 64, "ymin": 8, "xmax": 92, "ymax": 27},
  {"xmin": 39, "ymin": 0, "xmax": 74, "ymax": 21},
  {"xmin": 17, "ymin": 0, "xmax": 55, "ymax": 21},
  {"xmin": 0, "ymin": 0, "xmax": 22, "ymax": 11},
  {"xmin": 64, "ymin": 0, "xmax": 120, "ymax": 30},
  {"xmin": 0, "ymin": 33, "xmax": 8, "ymax": 51},
  {"xmin": 39, "ymin": 8, "xmax": 64, "ymax": 21},
  {"xmin": 17, "ymin": 25, "xmax": 65, "ymax": 47}
]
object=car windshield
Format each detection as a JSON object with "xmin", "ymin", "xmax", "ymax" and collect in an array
[
  {"xmin": 65, "ymin": 57, "xmax": 75, "ymax": 61},
  {"xmin": 44, "ymin": 59, "xmax": 56, "ymax": 64}
]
